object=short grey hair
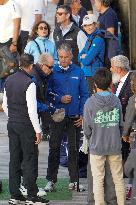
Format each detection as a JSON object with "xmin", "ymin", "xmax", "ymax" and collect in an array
[
  {"xmin": 111, "ymin": 55, "xmax": 130, "ymax": 71},
  {"xmin": 38, "ymin": 53, "xmax": 53, "ymax": 65},
  {"xmin": 58, "ymin": 43, "xmax": 73, "ymax": 55}
]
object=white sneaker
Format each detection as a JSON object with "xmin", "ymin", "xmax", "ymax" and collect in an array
[
  {"xmin": 69, "ymin": 182, "xmax": 85, "ymax": 191},
  {"xmin": 8, "ymin": 195, "xmax": 26, "ymax": 205},
  {"xmin": 44, "ymin": 181, "xmax": 55, "ymax": 192},
  {"xmin": 37, "ymin": 188, "xmax": 47, "ymax": 197},
  {"xmin": 25, "ymin": 196, "xmax": 49, "ymax": 205},
  {"xmin": 20, "ymin": 185, "xmax": 47, "ymax": 197}
]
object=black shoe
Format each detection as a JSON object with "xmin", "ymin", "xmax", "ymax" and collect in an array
[
  {"xmin": 25, "ymin": 196, "xmax": 49, "ymax": 205},
  {"xmin": 9, "ymin": 195, "xmax": 26, "ymax": 205}
]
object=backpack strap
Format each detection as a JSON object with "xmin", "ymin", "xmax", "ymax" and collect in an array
[{"xmin": 33, "ymin": 40, "xmax": 42, "ymax": 55}]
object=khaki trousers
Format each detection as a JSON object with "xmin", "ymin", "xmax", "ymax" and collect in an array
[{"xmin": 90, "ymin": 154, "xmax": 125, "ymax": 205}]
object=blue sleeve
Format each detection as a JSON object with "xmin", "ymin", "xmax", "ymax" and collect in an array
[
  {"xmin": 79, "ymin": 70, "xmax": 89, "ymax": 115},
  {"xmin": 47, "ymin": 75, "xmax": 63, "ymax": 104},
  {"xmin": 80, "ymin": 37, "xmax": 105, "ymax": 66},
  {"xmin": 37, "ymin": 101, "xmax": 49, "ymax": 112}
]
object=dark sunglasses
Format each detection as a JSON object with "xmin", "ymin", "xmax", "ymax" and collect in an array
[
  {"xmin": 56, "ymin": 12, "xmax": 67, "ymax": 16},
  {"xmin": 38, "ymin": 26, "xmax": 48, "ymax": 30},
  {"xmin": 43, "ymin": 64, "xmax": 53, "ymax": 69}
]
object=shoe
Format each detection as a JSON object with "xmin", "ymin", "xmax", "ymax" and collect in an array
[
  {"xmin": 44, "ymin": 181, "xmax": 55, "ymax": 192},
  {"xmin": 126, "ymin": 184, "xmax": 132, "ymax": 200},
  {"xmin": 20, "ymin": 185, "xmax": 47, "ymax": 197},
  {"xmin": 69, "ymin": 182, "xmax": 85, "ymax": 191},
  {"xmin": 9, "ymin": 195, "xmax": 26, "ymax": 205},
  {"xmin": 25, "ymin": 196, "xmax": 49, "ymax": 205}
]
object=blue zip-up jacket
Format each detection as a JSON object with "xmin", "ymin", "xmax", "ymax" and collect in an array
[
  {"xmin": 47, "ymin": 63, "xmax": 89, "ymax": 116},
  {"xmin": 24, "ymin": 37, "xmax": 58, "ymax": 64},
  {"xmin": 78, "ymin": 28, "xmax": 105, "ymax": 77}
]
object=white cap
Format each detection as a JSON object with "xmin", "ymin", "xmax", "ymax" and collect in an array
[{"xmin": 82, "ymin": 14, "xmax": 97, "ymax": 26}]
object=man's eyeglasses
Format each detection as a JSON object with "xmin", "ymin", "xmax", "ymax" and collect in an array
[
  {"xmin": 56, "ymin": 12, "xmax": 67, "ymax": 16},
  {"xmin": 38, "ymin": 26, "xmax": 48, "ymax": 30},
  {"xmin": 43, "ymin": 64, "xmax": 53, "ymax": 69}
]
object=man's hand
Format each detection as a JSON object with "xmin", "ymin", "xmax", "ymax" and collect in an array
[
  {"xmin": 61, "ymin": 95, "xmax": 72, "ymax": 104},
  {"xmin": 81, "ymin": 54, "xmax": 86, "ymax": 59},
  {"xmin": 35, "ymin": 133, "xmax": 42, "ymax": 144},
  {"xmin": 74, "ymin": 116, "xmax": 83, "ymax": 127},
  {"xmin": 9, "ymin": 44, "xmax": 17, "ymax": 53}
]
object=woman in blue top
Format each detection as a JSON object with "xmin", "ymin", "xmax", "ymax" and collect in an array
[
  {"xmin": 25, "ymin": 21, "xmax": 58, "ymax": 64},
  {"xmin": 78, "ymin": 14, "xmax": 105, "ymax": 94}
]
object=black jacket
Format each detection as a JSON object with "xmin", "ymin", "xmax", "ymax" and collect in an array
[
  {"xmin": 32, "ymin": 64, "xmax": 51, "ymax": 104},
  {"xmin": 117, "ymin": 72, "xmax": 133, "ymax": 120}
]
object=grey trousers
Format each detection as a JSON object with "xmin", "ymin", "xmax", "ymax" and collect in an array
[{"xmin": 87, "ymin": 154, "xmax": 117, "ymax": 205}]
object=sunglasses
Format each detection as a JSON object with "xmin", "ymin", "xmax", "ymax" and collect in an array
[
  {"xmin": 56, "ymin": 12, "xmax": 67, "ymax": 16},
  {"xmin": 43, "ymin": 64, "xmax": 53, "ymax": 69},
  {"xmin": 38, "ymin": 26, "xmax": 48, "ymax": 30}
]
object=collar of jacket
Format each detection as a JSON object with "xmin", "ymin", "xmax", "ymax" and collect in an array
[
  {"xmin": 35, "ymin": 36, "xmax": 48, "ymax": 42},
  {"xmin": 19, "ymin": 68, "xmax": 33, "ymax": 79},
  {"xmin": 54, "ymin": 64, "xmax": 74, "ymax": 73},
  {"xmin": 88, "ymin": 28, "xmax": 101, "ymax": 40}
]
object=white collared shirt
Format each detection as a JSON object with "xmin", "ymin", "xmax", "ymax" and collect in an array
[{"xmin": 116, "ymin": 72, "xmax": 129, "ymax": 97}]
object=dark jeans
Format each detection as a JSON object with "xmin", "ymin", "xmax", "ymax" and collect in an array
[
  {"xmin": 46, "ymin": 117, "xmax": 81, "ymax": 183},
  {"xmin": 87, "ymin": 154, "xmax": 117, "ymax": 205},
  {"xmin": 17, "ymin": 31, "xmax": 29, "ymax": 55},
  {"xmin": 39, "ymin": 111, "xmax": 52, "ymax": 135},
  {"xmin": 8, "ymin": 122, "xmax": 38, "ymax": 198}
]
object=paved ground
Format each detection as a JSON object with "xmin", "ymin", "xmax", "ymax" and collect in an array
[{"xmin": 0, "ymin": 111, "xmax": 88, "ymax": 205}]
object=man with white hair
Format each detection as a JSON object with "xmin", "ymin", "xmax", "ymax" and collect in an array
[{"xmin": 110, "ymin": 55, "xmax": 133, "ymax": 163}]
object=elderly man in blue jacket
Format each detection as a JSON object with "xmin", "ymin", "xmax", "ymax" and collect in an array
[{"xmin": 44, "ymin": 43, "xmax": 89, "ymax": 192}]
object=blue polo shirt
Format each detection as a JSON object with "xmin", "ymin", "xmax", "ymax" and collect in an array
[{"xmin": 98, "ymin": 7, "xmax": 118, "ymax": 36}]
